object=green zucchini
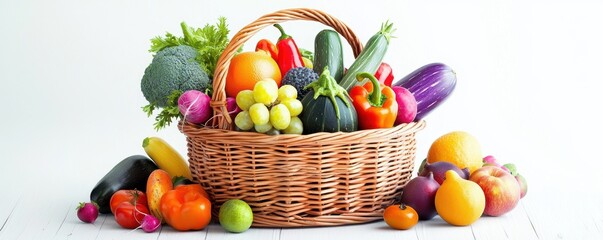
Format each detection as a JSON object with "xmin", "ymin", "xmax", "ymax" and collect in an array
[
  {"xmin": 313, "ymin": 29, "xmax": 344, "ymax": 82},
  {"xmin": 339, "ymin": 21, "xmax": 395, "ymax": 91}
]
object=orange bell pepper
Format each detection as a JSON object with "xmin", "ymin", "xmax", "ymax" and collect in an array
[
  {"xmin": 350, "ymin": 72, "xmax": 398, "ymax": 129},
  {"xmin": 174, "ymin": 183, "xmax": 210, "ymax": 200},
  {"xmin": 160, "ymin": 184, "xmax": 211, "ymax": 231}
]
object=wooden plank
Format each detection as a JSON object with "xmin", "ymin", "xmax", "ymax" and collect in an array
[
  {"xmin": 415, "ymin": 217, "xmax": 475, "ymax": 240},
  {"xmin": 584, "ymin": 193, "xmax": 603, "ymax": 239},
  {"xmin": 0, "ymin": 189, "xmax": 106, "ymax": 240},
  {"xmin": 0, "ymin": 191, "xmax": 66, "ymax": 240},
  {"xmin": 280, "ymin": 221, "xmax": 418, "ymax": 240},
  {"xmin": 470, "ymin": 201, "xmax": 538, "ymax": 240},
  {"xmin": 93, "ymin": 212, "xmax": 159, "ymax": 240},
  {"xmin": 54, "ymin": 212, "xmax": 109, "ymax": 240},
  {"xmin": 0, "ymin": 179, "xmax": 599, "ymax": 240},
  {"xmin": 0, "ymin": 192, "xmax": 36, "ymax": 240},
  {"xmin": 157, "ymin": 226, "xmax": 208, "ymax": 240},
  {"xmin": 595, "ymin": 194, "xmax": 602, "ymax": 235},
  {"xmin": 594, "ymin": 195, "xmax": 603, "ymax": 237},
  {"xmin": 1, "ymin": 194, "xmax": 602, "ymax": 240},
  {"xmin": 204, "ymin": 223, "xmax": 280, "ymax": 240},
  {"xmin": 0, "ymin": 194, "xmax": 21, "ymax": 236},
  {"xmin": 521, "ymin": 190, "xmax": 602, "ymax": 239},
  {"xmin": 29, "ymin": 200, "xmax": 76, "ymax": 239}
]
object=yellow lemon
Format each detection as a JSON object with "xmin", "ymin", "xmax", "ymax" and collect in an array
[{"xmin": 435, "ymin": 170, "xmax": 485, "ymax": 226}]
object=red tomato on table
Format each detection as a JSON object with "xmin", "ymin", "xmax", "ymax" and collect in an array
[{"xmin": 109, "ymin": 189, "xmax": 150, "ymax": 229}]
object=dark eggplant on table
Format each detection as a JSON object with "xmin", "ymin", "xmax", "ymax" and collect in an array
[{"xmin": 90, "ymin": 155, "xmax": 158, "ymax": 213}]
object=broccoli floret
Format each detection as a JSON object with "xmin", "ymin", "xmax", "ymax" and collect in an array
[
  {"xmin": 281, "ymin": 67, "xmax": 319, "ymax": 100},
  {"xmin": 141, "ymin": 45, "xmax": 209, "ymax": 107}
]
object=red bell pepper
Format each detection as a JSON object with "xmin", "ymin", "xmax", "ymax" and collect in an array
[
  {"xmin": 350, "ymin": 72, "xmax": 398, "ymax": 129},
  {"xmin": 375, "ymin": 62, "xmax": 394, "ymax": 86},
  {"xmin": 273, "ymin": 24, "xmax": 305, "ymax": 78},
  {"xmin": 255, "ymin": 39, "xmax": 278, "ymax": 61}
]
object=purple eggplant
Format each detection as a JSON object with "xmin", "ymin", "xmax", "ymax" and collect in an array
[{"xmin": 394, "ymin": 63, "xmax": 456, "ymax": 120}]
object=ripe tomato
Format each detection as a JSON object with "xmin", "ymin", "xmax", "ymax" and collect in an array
[
  {"xmin": 383, "ymin": 204, "xmax": 419, "ymax": 230},
  {"xmin": 114, "ymin": 201, "xmax": 150, "ymax": 229},
  {"xmin": 109, "ymin": 189, "xmax": 147, "ymax": 214},
  {"xmin": 110, "ymin": 189, "xmax": 150, "ymax": 229},
  {"xmin": 225, "ymin": 50, "xmax": 281, "ymax": 98}
]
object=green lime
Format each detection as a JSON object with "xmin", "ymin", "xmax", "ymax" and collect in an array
[{"xmin": 219, "ymin": 199, "xmax": 253, "ymax": 233}]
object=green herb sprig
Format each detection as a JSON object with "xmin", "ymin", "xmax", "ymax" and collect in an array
[{"xmin": 142, "ymin": 90, "xmax": 183, "ymax": 131}]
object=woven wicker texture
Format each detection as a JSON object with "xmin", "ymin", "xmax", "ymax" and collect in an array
[{"xmin": 180, "ymin": 8, "xmax": 426, "ymax": 227}]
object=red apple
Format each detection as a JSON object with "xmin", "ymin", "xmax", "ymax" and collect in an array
[{"xmin": 470, "ymin": 166, "xmax": 520, "ymax": 216}]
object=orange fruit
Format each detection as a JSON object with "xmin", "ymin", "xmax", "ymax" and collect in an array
[
  {"xmin": 427, "ymin": 131, "xmax": 483, "ymax": 174},
  {"xmin": 225, "ymin": 51, "xmax": 281, "ymax": 98},
  {"xmin": 435, "ymin": 170, "xmax": 485, "ymax": 226}
]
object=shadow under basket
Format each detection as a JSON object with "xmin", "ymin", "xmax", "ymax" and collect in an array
[{"xmin": 179, "ymin": 8, "xmax": 426, "ymax": 227}]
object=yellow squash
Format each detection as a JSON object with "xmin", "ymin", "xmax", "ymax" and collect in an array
[{"xmin": 142, "ymin": 137, "xmax": 192, "ymax": 180}]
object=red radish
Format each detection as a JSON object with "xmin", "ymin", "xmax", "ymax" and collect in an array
[
  {"xmin": 140, "ymin": 214, "xmax": 161, "ymax": 233},
  {"xmin": 77, "ymin": 202, "xmax": 99, "ymax": 223},
  {"xmin": 129, "ymin": 204, "xmax": 161, "ymax": 233},
  {"xmin": 392, "ymin": 86, "xmax": 417, "ymax": 124},
  {"xmin": 178, "ymin": 90, "xmax": 212, "ymax": 125}
]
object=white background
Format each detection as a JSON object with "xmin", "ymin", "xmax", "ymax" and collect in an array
[{"xmin": 1, "ymin": 0, "xmax": 602, "ymax": 238}]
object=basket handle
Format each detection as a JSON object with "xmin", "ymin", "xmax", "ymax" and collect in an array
[{"xmin": 210, "ymin": 8, "xmax": 364, "ymax": 129}]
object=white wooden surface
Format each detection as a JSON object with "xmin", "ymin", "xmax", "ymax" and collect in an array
[
  {"xmin": 1, "ymin": 183, "xmax": 602, "ymax": 240},
  {"xmin": 2, "ymin": 0, "xmax": 603, "ymax": 239}
]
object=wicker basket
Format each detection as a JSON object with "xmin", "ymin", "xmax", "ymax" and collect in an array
[{"xmin": 179, "ymin": 8, "xmax": 426, "ymax": 227}]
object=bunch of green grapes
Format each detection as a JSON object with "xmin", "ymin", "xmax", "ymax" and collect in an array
[{"xmin": 234, "ymin": 79, "xmax": 303, "ymax": 135}]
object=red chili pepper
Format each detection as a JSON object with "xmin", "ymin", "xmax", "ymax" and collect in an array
[
  {"xmin": 375, "ymin": 62, "xmax": 394, "ymax": 86},
  {"xmin": 273, "ymin": 24, "xmax": 305, "ymax": 78},
  {"xmin": 255, "ymin": 39, "xmax": 278, "ymax": 61},
  {"xmin": 350, "ymin": 72, "xmax": 398, "ymax": 129}
]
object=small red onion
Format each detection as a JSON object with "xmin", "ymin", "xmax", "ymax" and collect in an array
[
  {"xmin": 419, "ymin": 161, "xmax": 470, "ymax": 185},
  {"xmin": 401, "ymin": 173, "xmax": 440, "ymax": 220}
]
